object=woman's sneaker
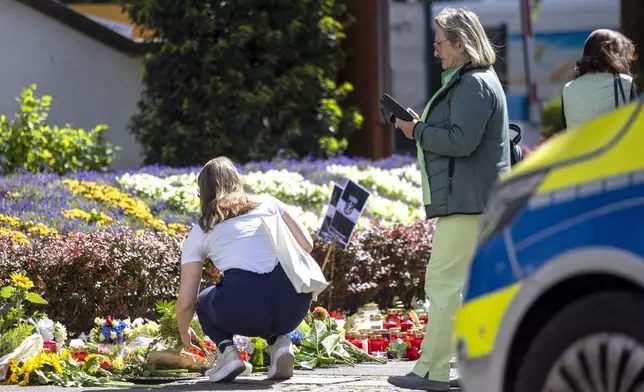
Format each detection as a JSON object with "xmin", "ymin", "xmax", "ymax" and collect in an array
[
  {"xmin": 206, "ymin": 344, "xmax": 246, "ymax": 382},
  {"xmin": 267, "ymin": 335, "xmax": 294, "ymax": 380}
]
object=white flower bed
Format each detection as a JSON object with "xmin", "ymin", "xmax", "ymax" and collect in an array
[{"xmin": 117, "ymin": 161, "xmax": 424, "ymax": 232}]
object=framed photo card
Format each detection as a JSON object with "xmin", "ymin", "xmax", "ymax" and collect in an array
[
  {"xmin": 329, "ymin": 180, "xmax": 371, "ymax": 249},
  {"xmin": 317, "ymin": 183, "xmax": 344, "ymax": 243}
]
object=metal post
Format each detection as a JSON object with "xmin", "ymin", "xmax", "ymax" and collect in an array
[
  {"xmin": 519, "ymin": 0, "xmax": 541, "ymax": 128},
  {"xmin": 424, "ymin": 0, "xmax": 437, "ymax": 102}
]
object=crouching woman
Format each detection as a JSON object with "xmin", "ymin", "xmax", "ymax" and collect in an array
[{"xmin": 176, "ymin": 157, "xmax": 313, "ymax": 382}]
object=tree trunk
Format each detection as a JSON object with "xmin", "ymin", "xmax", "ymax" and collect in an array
[{"xmin": 622, "ymin": 0, "xmax": 644, "ymax": 92}]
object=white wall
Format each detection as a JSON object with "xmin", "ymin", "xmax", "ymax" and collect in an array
[
  {"xmin": 389, "ymin": 2, "xmax": 428, "ymax": 116},
  {"xmin": 0, "ymin": 0, "xmax": 144, "ymax": 170}
]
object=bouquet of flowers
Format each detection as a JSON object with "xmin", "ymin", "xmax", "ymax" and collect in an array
[
  {"xmin": 90, "ymin": 316, "xmax": 131, "ymax": 345},
  {"xmin": 233, "ymin": 336, "xmax": 254, "ymax": 362}
]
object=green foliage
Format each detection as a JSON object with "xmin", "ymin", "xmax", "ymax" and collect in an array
[
  {"xmin": 0, "ymin": 85, "xmax": 119, "ymax": 175},
  {"xmin": 0, "ymin": 273, "xmax": 48, "ymax": 355},
  {"xmin": 541, "ymin": 95, "xmax": 564, "ymax": 139},
  {"xmin": 0, "ymin": 274, "xmax": 48, "ymax": 333},
  {"xmin": 0, "ymin": 323, "xmax": 34, "ymax": 356},
  {"xmin": 155, "ymin": 300, "xmax": 205, "ymax": 351},
  {"xmin": 292, "ymin": 319, "xmax": 385, "ymax": 369},
  {"xmin": 249, "ymin": 337, "xmax": 269, "ymax": 369},
  {"xmin": 124, "ymin": 0, "xmax": 362, "ymax": 166}
]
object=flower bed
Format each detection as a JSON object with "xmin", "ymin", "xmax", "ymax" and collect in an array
[
  {"xmin": 0, "ymin": 155, "xmax": 423, "ymax": 238},
  {"xmin": 0, "ymin": 155, "xmax": 432, "ymax": 331}
]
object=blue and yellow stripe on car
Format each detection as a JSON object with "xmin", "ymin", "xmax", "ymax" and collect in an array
[
  {"xmin": 454, "ymin": 283, "xmax": 520, "ymax": 358},
  {"xmin": 454, "ymin": 100, "xmax": 644, "ymax": 360}
]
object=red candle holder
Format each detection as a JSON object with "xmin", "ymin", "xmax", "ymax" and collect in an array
[
  {"xmin": 401, "ymin": 319, "xmax": 415, "ymax": 332},
  {"xmin": 347, "ymin": 334, "xmax": 362, "ymax": 349},
  {"xmin": 43, "ymin": 340, "xmax": 57, "ymax": 353},
  {"xmin": 386, "ymin": 309, "xmax": 403, "ymax": 328},
  {"xmin": 383, "ymin": 319, "xmax": 397, "ymax": 330},
  {"xmin": 368, "ymin": 335, "xmax": 386, "ymax": 354}
]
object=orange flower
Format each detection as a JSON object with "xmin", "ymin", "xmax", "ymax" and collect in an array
[{"xmin": 313, "ymin": 306, "xmax": 328, "ymax": 321}]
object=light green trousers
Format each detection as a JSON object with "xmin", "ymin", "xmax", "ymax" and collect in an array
[{"xmin": 412, "ymin": 214, "xmax": 482, "ymax": 382}]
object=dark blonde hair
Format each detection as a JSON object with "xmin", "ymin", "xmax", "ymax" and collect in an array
[
  {"xmin": 435, "ymin": 7, "xmax": 496, "ymax": 67},
  {"xmin": 575, "ymin": 29, "xmax": 635, "ymax": 78},
  {"xmin": 197, "ymin": 157, "xmax": 259, "ymax": 231}
]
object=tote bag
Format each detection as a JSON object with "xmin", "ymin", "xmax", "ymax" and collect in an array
[{"xmin": 261, "ymin": 213, "xmax": 328, "ymax": 300}]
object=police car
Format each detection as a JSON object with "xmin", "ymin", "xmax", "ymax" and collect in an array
[{"xmin": 454, "ymin": 95, "xmax": 644, "ymax": 392}]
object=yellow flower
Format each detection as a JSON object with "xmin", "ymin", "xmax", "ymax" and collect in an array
[
  {"xmin": 111, "ymin": 357, "xmax": 123, "ymax": 370},
  {"xmin": 168, "ymin": 223, "xmax": 188, "ymax": 235},
  {"xmin": 0, "ymin": 214, "xmax": 57, "ymax": 240},
  {"xmin": 0, "ymin": 214, "xmax": 21, "ymax": 228},
  {"xmin": 63, "ymin": 180, "xmax": 171, "ymax": 233},
  {"xmin": 27, "ymin": 223, "xmax": 58, "ymax": 237},
  {"xmin": 60, "ymin": 349, "xmax": 71, "ymax": 361},
  {"xmin": 10, "ymin": 273, "xmax": 34, "ymax": 290},
  {"xmin": 0, "ymin": 228, "xmax": 28, "ymax": 244},
  {"xmin": 63, "ymin": 208, "xmax": 113, "ymax": 225},
  {"xmin": 5, "ymin": 359, "xmax": 19, "ymax": 385},
  {"xmin": 45, "ymin": 355, "xmax": 63, "ymax": 374},
  {"xmin": 63, "ymin": 208, "xmax": 91, "ymax": 221},
  {"xmin": 16, "ymin": 353, "xmax": 45, "ymax": 386}
]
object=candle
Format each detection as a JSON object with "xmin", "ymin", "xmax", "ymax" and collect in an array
[{"xmin": 401, "ymin": 318, "xmax": 415, "ymax": 332}]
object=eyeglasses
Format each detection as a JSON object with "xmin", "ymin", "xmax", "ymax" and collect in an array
[{"xmin": 433, "ymin": 39, "xmax": 449, "ymax": 50}]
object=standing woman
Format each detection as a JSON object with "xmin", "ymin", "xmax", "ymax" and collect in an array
[
  {"xmin": 561, "ymin": 29, "xmax": 637, "ymax": 131},
  {"xmin": 388, "ymin": 7, "xmax": 510, "ymax": 392}
]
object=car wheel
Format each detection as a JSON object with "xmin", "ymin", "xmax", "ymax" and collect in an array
[{"xmin": 514, "ymin": 291, "xmax": 644, "ymax": 392}]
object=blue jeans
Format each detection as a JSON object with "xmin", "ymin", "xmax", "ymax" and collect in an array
[{"xmin": 196, "ymin": 263, "xmax": 311, "ymax": 345}]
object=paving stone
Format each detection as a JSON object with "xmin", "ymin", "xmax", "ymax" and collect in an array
[
  {"xmin": 280, "ymin": 376, "xmax": 360, "ymax": 385},
  {"xmin": 0, "ymin": 361, "xmax": 468, "ymax": 391}
]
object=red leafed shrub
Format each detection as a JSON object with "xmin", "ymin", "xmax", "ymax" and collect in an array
[
  {"xmin": 311, "ymin": 219, "xmax": 434, "ymax": 312},
  {"xmin": 0, "ymin": 219, "xmax": 433, "ymax": 332},
  {"xmin": 0, "ymin": 230, "xmax": 221, "ymax": 334}
]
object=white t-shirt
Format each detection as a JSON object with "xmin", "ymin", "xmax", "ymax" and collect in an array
[{"xmin": 181, "ymin": 195, "xmax": 288, "ymax": 273}]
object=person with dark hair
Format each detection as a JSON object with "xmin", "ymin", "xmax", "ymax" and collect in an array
[
  {"xmin": 562, "ymin": 29, "xmax": 637, "ymax": 130},
  {"xmin": 176, "ymin": 156, "xmax": 313, "ymax": 383}
]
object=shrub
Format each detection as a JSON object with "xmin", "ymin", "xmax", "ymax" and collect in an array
[
  {"xmin": 0, "ymin": 216, "xmax": 432, "ymax": 332},
  {"xmin": 0, "ymin": 85, "xmax": 119, "ymax": 175},
  {"xmin": 312, "ymin": 219, "xmax": 433, "ymax": 312},
  {"xmin": 124, "ymin": 0, "xmax": 363, "ymax": 166},
  {"xmin": 0, "ymin": 230, "xmax": 220, "ymax": 334}
]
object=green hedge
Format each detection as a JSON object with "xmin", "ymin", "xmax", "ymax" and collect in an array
[{"xmin": 124, "ymin": 0, "xmax": 363, "ymax": 166}]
